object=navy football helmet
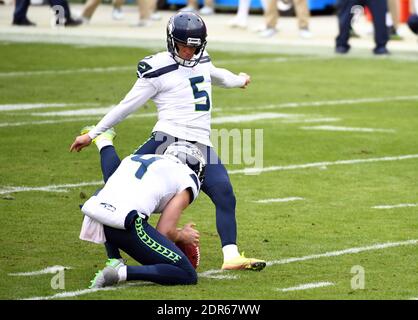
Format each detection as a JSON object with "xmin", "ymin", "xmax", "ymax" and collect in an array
[
  {"xmin": 164, "ymin": 141, "xmax": 206, "ymax": 183},
  {"xmin": 166, "ymin": 12, "xmax": 207, "ymax": 67}
]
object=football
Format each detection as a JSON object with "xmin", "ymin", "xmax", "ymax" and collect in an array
[{"xmin": 175, "ymin": 242, "xmax": 200, "ymax": 269}]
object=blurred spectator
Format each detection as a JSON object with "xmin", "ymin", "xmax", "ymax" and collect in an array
[
  {"xmin": 336, "ymin": 0, "xmax": 389, "ymax": 55},
  {"xmin": 180, "ymin": 0, "xmax": 215, "ymax": 15},
  {"xmin": 260, "ymin": 0, "xmax": 312, "ymax": 38},
  {"xmin": 407, "ymin": 0, "xmax": 418, "ymax": 34},
  {"xmin": 80, "ymin": 0, "xmax": 125, "ymax": 23},
  {"xmin": 387, "ymin": 0, "xmax": 402, "ymax": 40},
  {"xmin": 228, "ymin": 0, "xmax": 267, "ymax": 29},
  {"xmin": 78, "ymin": 0, "xmax": 157, "ymax": 26},
  {"xmin": 12, "ymin": 0, "xmax": 82, "ymax": 26}
]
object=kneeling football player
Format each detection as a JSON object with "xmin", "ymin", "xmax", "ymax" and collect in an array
[{"xmin": 79, "ymin": 137, "xmax": 205, "ymax": 287}]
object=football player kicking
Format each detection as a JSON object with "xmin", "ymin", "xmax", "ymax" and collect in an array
[
  {"xmin": 80, "ymin": 140, "xmax": 205, "ymax": 288},
  {"xmin": 70, "ymin": 12, "xmax": 266, "ymax": 271}
]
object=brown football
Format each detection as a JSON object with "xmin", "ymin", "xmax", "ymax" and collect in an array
[{"xmin": 175, "ymin": 242, "xmax": 200, "ymax": 269}]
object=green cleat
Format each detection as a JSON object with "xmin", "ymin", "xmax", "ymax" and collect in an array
[
  {"xmin": 81, "ymin": 125, "xmax": 116, "ymax": 146},
  {"xmin": 88, "ymin": 258, "xmax": 124, "ymax": 289},
  {"xmin": 221, "ymin": 252, "xmax": 266, "ymax": 271}
]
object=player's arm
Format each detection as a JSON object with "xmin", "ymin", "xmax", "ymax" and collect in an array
[
  {"xmin": 156, "ymin": 189, "xmax": 200, "ymax": 245},
  {"xmin": 209, "ymin": 62, "xmax": 250, "ymax": 89},
  {"xmin": 70, "ymin": 79, "xmax": 157, "ymax": 152}
]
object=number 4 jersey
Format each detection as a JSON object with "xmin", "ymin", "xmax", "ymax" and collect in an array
[
  {"xmin": 81, "ymin": 154, "xmax": 200, "ymax": 232},
  {"xmin": 88, "ymin": 51, "xmax": 246, "ymax": 147}
]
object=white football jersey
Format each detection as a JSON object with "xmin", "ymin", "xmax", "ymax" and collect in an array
[
  {"xmin": 88, "ymin": 51, "xmax": 246, "ymax": 147},
  {"xmin": 81, "ymin": 154, "xmax": 200, "ymax": 230}
]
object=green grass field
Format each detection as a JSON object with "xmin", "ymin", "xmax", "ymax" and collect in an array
[{"xmin": 1, "ymin": 41, "xmax": 418, "ymax": 300}]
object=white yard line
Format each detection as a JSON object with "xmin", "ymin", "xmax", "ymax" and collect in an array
[
  {"xmin": 266, "ymin": 239, "xmax": 418, "ymax": 266},
  {"xmin": 276, "ymin": 282, "xmax": 335, "ymax": 292},
  {"xmin": 229, "ymin": 154, "xmax": 418, "ymax": 175},
  {"xmin": 200, "ymin": 239, "xmax": 418, "ymax": 278},
  {"xmin": 0, "ymin": 112, "xmax": 157, "ymax": 127},
  {"xmin": 0, "ymin": 181, "xmax": 103, "ymax": 195},
  {"xmin": 22, "ymin": 282, "xmax": 151, "ymax": 300},
  {"xmin": 254, "ymin": 197, "xmax": 304, "ymax": 203},
  {"xmin": 301, "ymin": 125, "xmax": 396, "ymax": 133},
  {"xmin": 0, "ymin": 66, "xmax": 133, "ymax": 77},
  {"xmin": 372, "ymin": 203, "xmax": 417, "ymax": 209},
  {"xmin": 282, "ymin": 117, "xmax": 340, "ymax": 123},
  {"xmin": 211, "ymin": 113, "xmax": 299, "ymax": 124},
  {"xmin": 0, "ymin": 118, "xmax": 100, "ymax": 128},
  {"xmin": 232, "ymin": 95, "xmax": 418, "ymax": 112},
  {"xmin": 0, "ymin": 103, "xmax": 98, "ymax": 112},
  {"xmin": 9, "ymin": 266, "xmax": 72, "ymax": 276},
  {"xmin": 32, "ymin": 108, "xmax": 158, "ymax": 117}
]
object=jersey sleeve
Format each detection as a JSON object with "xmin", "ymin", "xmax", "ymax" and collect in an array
[
  {"xmin": 209, "ymin": 62, "xmax": 246, "ymax": 88},
  {"xmin": 178, "ymin": 172, "xmax": 200, "ymax": 204},
  {"xmin": 88, "ymin": 78, "xmax": 158, "ymax": 139},
  {"xmin": 204, "ymin": 51, "xmax": 246, "ymax": 88}
]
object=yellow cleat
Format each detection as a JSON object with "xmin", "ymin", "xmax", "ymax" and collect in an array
[{"xmin": 221, "ymin": 252, "xmax": 266, "ymax": 271}]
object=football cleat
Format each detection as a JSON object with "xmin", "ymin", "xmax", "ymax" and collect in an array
[
  {"xmin": 80, "ymin": 125, "xmax": 116, "ymax": 146},
  {"xmin": 221, "ymin": 252, "xmax": 266, "ymax": 271},
  {"xmin": 88, "ymin": 258, "xmax": 124, "ymax": 289}
]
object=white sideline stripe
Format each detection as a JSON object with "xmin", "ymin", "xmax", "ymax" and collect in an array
[
  {"xmin": 372, "ymin": 203, "xmax": 417, "ymax": 209},
  {"xmin": 0, "ymin": 118, "xmax": 99, "ymax": 128},
  {"xmin": 200, "ymin": 239, "xmax": 418, "ymax": 278},
  {"xmin": 0, "ymin": 103, "xmax": 98, "ymax": 112},
  {"xmin": 21, "ymin": 282, "xmax": 151, "ymax": 300},
  {"xmin": 232, "ymin": 95, "xmax": 418, "ymax": 112},
  {"xmin": 0, "ymin": 112, "xmax": 157, "ymax": 128},
  {"xmin": 276, "ymin": 282, "xmax": 335, "ymax": 292},
  {"xmin": 9, "ymin": 266, "xmax": 72, "ymax": 276},
  {"xmin": 267, "ymin": 239, "xmax": 418, "ymax": 266},
  {"xmin": 282, "ymin": 117, "xmax": 341, "ymax": 123},
  {"xmin": 33, "ymin": 107, "xmax": 114, "ymax": 117},
  {"xmin": 0, "ymin": 181, "xmax": 103, "ymax": 195},
  {"xmin": 0, "ymin": 66, "xmax": 133, "ymax": 77},
  {"xmin": 254, "ymin": 197, "xmax": 304, "ymax": 203},
  {"xmin": 211, "ymin": 113, "xmax": 299, "ymax": 124},
  {"xmin": 32, "ymin": 108, "xmax": 158, "ymax": 117},
  {"xmin": 216, "ymin": 56, "xmax": 327, "ymax": 65},
  {"xmin": 301, "ymin": 125, "xmax": 396, "ymax": 133},
  {"xmin": 228, "ymin": 154, "xmax": 418, "ymax": 175}
]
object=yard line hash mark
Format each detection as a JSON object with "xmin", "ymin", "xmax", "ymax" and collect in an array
[
  {"xmin": 276, "ymin": 282, "xmax": 335, "ymax": 292},
  {"xmin": 229, "ymin": 154, "xmax": 418, "ymax": 175},
  {"xmin": 301, "ymin": 125, "xmax": 396, "ymax": 133},
  {"xmin": 254, "ymin": 197, "xmax": 304, "ymax": 203},
  {"xmin": 372, "ymin": 203, "xmax": 417, "ymax": 209},
  {"xmin": 0, "ymin": 103, "xmax": 98, "ymax": 112},
  {"xmin": 9, "ymin": 266, "xmax": 72, "ymax": 276}
]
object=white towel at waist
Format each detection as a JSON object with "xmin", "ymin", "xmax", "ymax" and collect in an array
[{"xmin": 79, "ymin": 215, "xmax": 106, "ymax": 244}]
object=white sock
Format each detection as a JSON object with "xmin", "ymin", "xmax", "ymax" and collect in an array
[
  {"xmin": 96, "ymin": 139, "xmax": 113, "ymax": 152},
  {"xmin": 222, "ymin": 244, "xmax": 240, "ymax": 262},
  {"xmin": 118, "ymin": 266, "xmax": 127, "ymax": 282}
]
